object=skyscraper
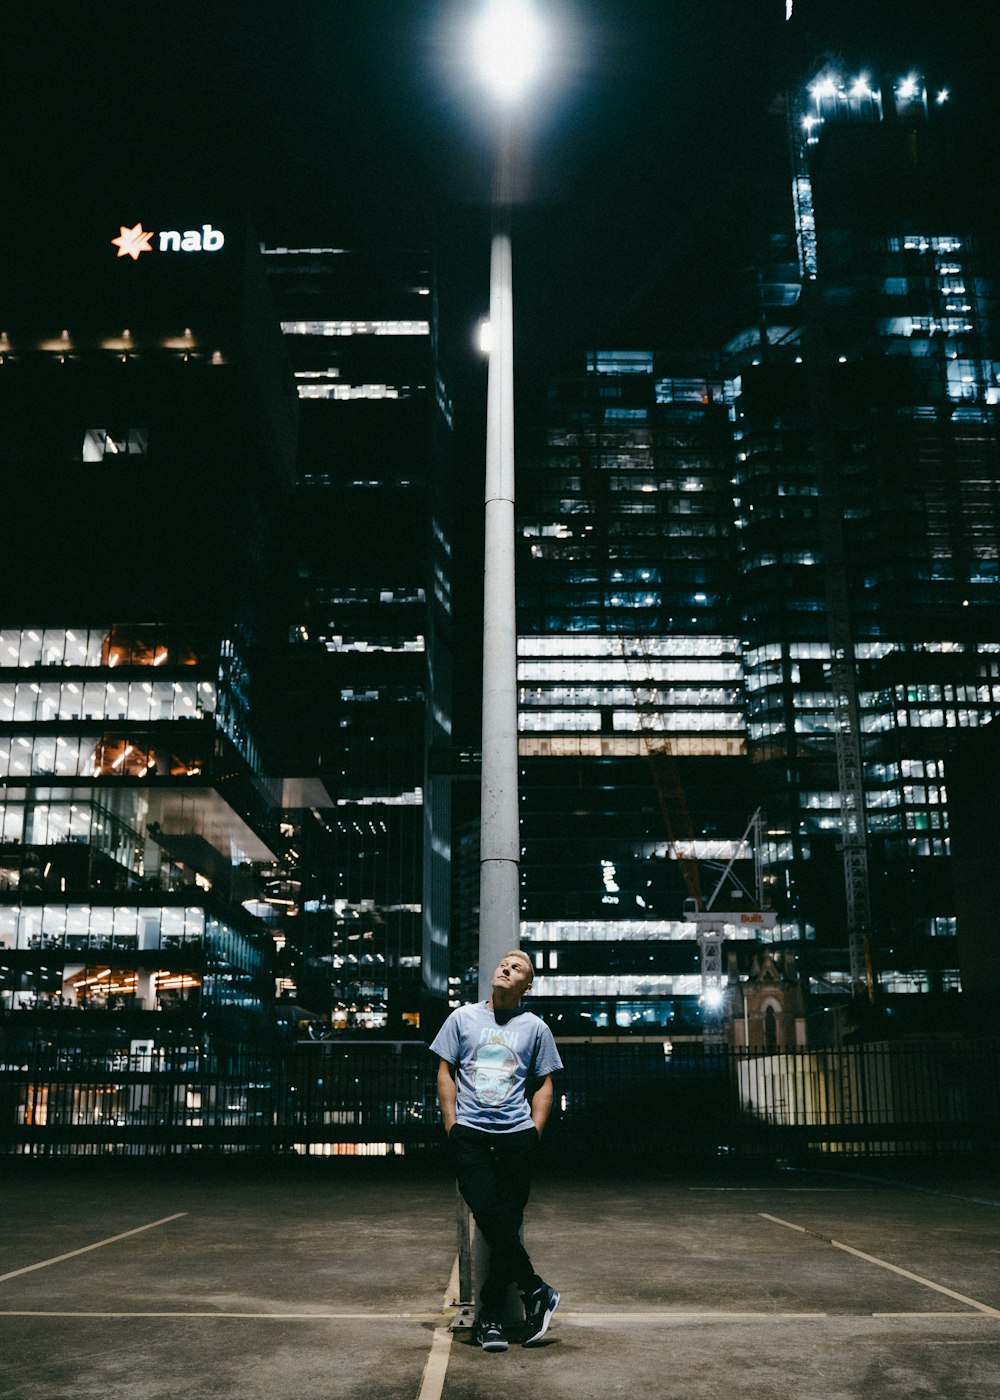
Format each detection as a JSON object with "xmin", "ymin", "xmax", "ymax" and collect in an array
[
  {"xmin": 514, "ymin": 354, "xmax": 760, "ymax": 1033},
  {"xmin": 730, "ymin": 60, "xmax": 1000, "ymax": 1017},
  {"xmin": 261, "ymin": 242, "xmax": 454, "ymax": 1034},
  {"xmin": 0, "ymin": 212, "xmax": 294, "ymax": 1064},
  {"xmin": 510, "ymin": 62, "xmax": 1000, "ymax": 1035}
]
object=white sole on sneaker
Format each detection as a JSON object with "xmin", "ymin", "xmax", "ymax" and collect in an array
[{"xmin": 522, "ymin": 1289, "xmax": 560, "ymax": 1346}]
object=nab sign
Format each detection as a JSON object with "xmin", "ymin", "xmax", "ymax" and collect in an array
[{"xmin": 112, "ymin": 223, "xmax": 226, "ymax": 261}]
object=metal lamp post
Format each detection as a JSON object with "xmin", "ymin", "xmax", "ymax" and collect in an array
[
  {"xmin": 452, "ymin": 0, "xmax": 548, "ymax": 1327},
  {"xmin": 472, "ymin": 0, "xmax": 546, "ymax": 999}
]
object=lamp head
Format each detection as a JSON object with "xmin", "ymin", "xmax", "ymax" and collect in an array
[{"xmin": 471, "ymin": 0, "xmax": 547, "ymax": 105}]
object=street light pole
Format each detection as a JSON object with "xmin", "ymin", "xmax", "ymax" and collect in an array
[
  {"xmin": 478, "ymin": 120, "xmax": 520, "ymax": 999},
  {"xmin": 458, "ymin": 0, "xmax": 549, "ymax": 1327},
  {"xmin": 470, "ymin": 0, "xmax": 545, "ymax": 997}
]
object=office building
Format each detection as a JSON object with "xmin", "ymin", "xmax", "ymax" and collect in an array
[
  {"xmin": 512, "ymin": 67, "xmax": 1000, "ymax": 1033},
  {"xmin": 261, "ymin": 243, "xmax": 454, "ymax": 1033},
  {"xmin": 514, "ymin": 354, "xmax": 761, "ymax": 1033},
  {"xmin": 0, "ymin": 211, "xmax": 294, "ymax": 1064}
]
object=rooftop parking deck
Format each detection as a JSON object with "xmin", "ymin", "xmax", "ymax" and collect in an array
[{"xmin": 2, "ymin": 1156, "xmax": 998, "ymax": 1400}]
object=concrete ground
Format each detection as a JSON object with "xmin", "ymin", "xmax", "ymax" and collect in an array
[{"xmin": 1, "ymin": 1156, "xmax": 998, "ymax": 1400}]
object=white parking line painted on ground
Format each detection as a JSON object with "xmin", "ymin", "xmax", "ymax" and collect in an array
[
  {"xmin": 416, "ymin": 1256, "xmax": 460, "ymax": 1400},
  {"xmin": 760, "ymin": 1212, "xmax": 1000, "ymax": 1318},
  {"xmin": 565, "ymin": 1311, "xmax": 829, "ymax": 1321},
  {"xmin": 0, "ymin": 1307, "xmax": 990, "ymax": 1323},
  {"xmin": 417, "ymin": 1328, "xmax": 454, "ymax": 1400},
  {"xmin": 0, "ymin": 1214, "xmax": 188, "ymax": 1284},
  {"xmin": 873, "ymin": 1313, "xmax": 997, "ymax": 1319},
  {"xmin": 0, "ymin": 1311, "xmax": 443, "ymax": 1320}
]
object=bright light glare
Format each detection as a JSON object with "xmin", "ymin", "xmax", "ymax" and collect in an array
[
  {"xmin": 936, "ymin": 88, "xmax": 950, "ymax": 105},
  {"xmin": 472, "ymin": 0, "xmax": 546, "ymax": 103},
  {"xmin": 478, "ymin": 318, "xmax": 494, "ymax": 355},
  {"xmin": 703, "ymin": 987, "xmax": 724, "ymax": 1010},
  {"xmin": 898, "ymin": 74, "xmax": 919, "ymax": 99},
  {"xmin": 811, "ymin": 76, "xmax": 838, "ymax": 101},
  {"xmin": 850, "ymin": 74, "xmax": 871, "ymax": 98}
]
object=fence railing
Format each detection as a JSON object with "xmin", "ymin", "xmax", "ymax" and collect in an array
[{"xmin": 1, "ymin": 1038, "xmax": 998, "ymax": 1160}]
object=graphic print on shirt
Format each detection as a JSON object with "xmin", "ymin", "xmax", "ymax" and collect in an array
[{"xmin": 472, "ymin": 1032, "xmax": 519, "ymax": 1106}]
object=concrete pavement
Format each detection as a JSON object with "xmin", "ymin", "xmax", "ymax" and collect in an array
[{"xmin": 1, "ymin": 1156, "xmax": 998, "ymax": 1399}]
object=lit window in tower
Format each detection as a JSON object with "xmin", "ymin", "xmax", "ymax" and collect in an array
[{"xmin": 280, "ymin": 320, "xmax": 429, "ymax": 336}]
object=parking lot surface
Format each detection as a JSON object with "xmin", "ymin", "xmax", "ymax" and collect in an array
[{"xmin": 1, "ymin": 1157, "xmax": 998, "ymax": 1399}]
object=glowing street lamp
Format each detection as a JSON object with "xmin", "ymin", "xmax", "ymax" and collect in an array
[
  {"xmin": 471, "ymin": 0, "xmax": 547, "ymax": 105},
  {"xmin": 474, "ymin": 0, "xmax": 547, "ymax": 1002}
]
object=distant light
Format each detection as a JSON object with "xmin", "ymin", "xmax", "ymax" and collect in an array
[
  {"xmin": 471, "ymin": 0, "xmax": 547, "ymax": 104},
  {"xmin": 936, "ymin": 88, "xmax": 950, "ymax": 105},
  {"xmin": 478, "ymin": 318, "xmax": 494, "ymax": 355},
  {"xmin": 897, "ymin": 74, "xmax": 919, "ymax": 99},
  {"xmin": 838, "ymin": 355, "xmax": 847, "ymax": 363},
  {"xmin": 850, "ymin": 74, "xmax": 872, "ymax": 98}
]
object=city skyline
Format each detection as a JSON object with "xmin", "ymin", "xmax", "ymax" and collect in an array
[
  {"xmin": 10, "ymin": 2, "xmax": 999, "ymax": 364},
  {"xmin": 4, "ymin": 0, "xmax": 1000, "ymax": 1047}
]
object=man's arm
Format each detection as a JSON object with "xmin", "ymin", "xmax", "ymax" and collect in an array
[
  {"xmin": 530, "ymin": 1074, "xmax": 554, "ymax": 1135},
  {"xmin": 436, "ymin": 1058, "xmax": 457, "ymax": 1133}
]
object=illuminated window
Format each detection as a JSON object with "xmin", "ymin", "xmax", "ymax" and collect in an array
[
  {"xmin": 519, "ymin": 711, "xmax": 602, "ymax": 733},
  {"xmin": 297, "ymin": 384, "xmax": 403, "ymax": 401},
  {"xmin": 518, "ymin": 735, "xmax": 746, "ymax": 758},
  {"xmin": 612, "ymin": 710, "xmax": 743, "ymax": 734},
  {"xmin": 280, "ymin": 320, "xmax": 429, "ymax": 337},
  {"xmin": 586, "ymin": 351, "xmax": 653, "ymax": 375},
  {"xmin": 82, "ymin": 428, "xmax": 148, "ymax": 461}
]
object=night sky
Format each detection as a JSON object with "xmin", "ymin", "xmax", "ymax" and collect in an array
[{"xmin": 9, "ymin": 0, "xmax": 1000, "ymax": 369}]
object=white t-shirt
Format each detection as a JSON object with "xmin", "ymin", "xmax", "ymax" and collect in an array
[{"xmin": 430, "ymin": 1001, "xmax": 563, "ymax": 1133}]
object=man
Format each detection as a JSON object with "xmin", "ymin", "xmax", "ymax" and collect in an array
[{"xmin": 431, "ymin": 949, "xmax": 563, "ymax": 1352}]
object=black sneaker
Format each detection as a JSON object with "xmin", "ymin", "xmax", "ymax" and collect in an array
[
  {"xmin": 521, "ymin": 1282, "xmax": 560, "ymax": 1346},
  {"xmin": 474, "ymin": 1316, "xmax": 508, "ymax": 1353}
]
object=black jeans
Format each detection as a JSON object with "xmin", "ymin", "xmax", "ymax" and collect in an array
[{"xmin": 448, "ymin": 1123, "xmax": 540, "ymax": 1315}]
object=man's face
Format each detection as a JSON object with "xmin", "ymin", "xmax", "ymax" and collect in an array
[{"xmin": 491, "ymin": 954, "xmax": 533, "ymax": 998}]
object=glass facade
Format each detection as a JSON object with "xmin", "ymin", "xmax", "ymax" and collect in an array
[
  {"xmin": 512, "ymin": 363, "xmax": 760, "ymax": 1034},
  {"xmin": 513, "ymin": 225, "xmax": 1000, "ymax": 1031},
  {"xmin": 501, "ymin": 75, "xmax": 1000, "ymax": 1035},
  {"xmin": 262, "ymin": 246, "xmax": 452, "ymax": 1034},
  {"xmin": 732, "ymin": 233, "xmax": 1000, "ymax": 1000},
  {"xmin": 0, "ymin": 226, "xmax": 293, "ymax": 1057}
]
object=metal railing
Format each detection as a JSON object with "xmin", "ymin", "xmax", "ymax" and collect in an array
[{"xmin": 1, "ymin": 1038, "xmax": 997, "ymax": 1160}]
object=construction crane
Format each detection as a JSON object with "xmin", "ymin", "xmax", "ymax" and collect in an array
[
  {"xmin": 784, "ymin": 70, "xmax": 875, "ymax": 1003},
  {"xmin": 568, "ymin": 409, "xmax": 705, "ymax": 911},
  {"xmin": 683, "ymin": 808, "xmax": 777, "ymax": 1010},
  {"xmin": 617, "ymin": 634, "xmax": 704, "ymax": 912}
]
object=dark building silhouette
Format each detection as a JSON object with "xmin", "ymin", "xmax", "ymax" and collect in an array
[
  {"xmin": 260, "ymin": 243, "xmax": 455, "ymax": 1034},
  {"xmin": 509, "ymin": 62, "xmax": 1000, "ymax": 1035},
  {"xmin": 0, "ymin": 211, "xmax": 295, "ymax": 1062}
]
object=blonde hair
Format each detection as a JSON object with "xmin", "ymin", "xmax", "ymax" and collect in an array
[{"xmin": 501, "ymin": 949, "xmax": 534, "ymax": 985}]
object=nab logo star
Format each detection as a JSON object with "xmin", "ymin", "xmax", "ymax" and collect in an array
[{"xmin": 111, "ymin": 223, "xmax": 155, "ymax": 261}]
